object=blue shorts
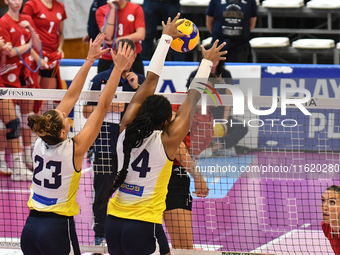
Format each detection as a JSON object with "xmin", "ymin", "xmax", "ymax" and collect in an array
[
  {"xmin": 21, "ymin": 210, "xmax": 80, "ymax": 255},
  {"xmin": 105, "ymin": 215, "xmax": 170, "ymax": 255}
]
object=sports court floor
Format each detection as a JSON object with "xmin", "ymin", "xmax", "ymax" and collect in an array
[{"xmin": 0, "ymin": 152, "xmax": 337, "ymax": 254}]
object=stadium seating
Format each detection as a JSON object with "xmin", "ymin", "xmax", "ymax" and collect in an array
[
  {"xmin": 307, "ymin": 0, "xmax": 340, "ymax": 9},
  {"xmin": 262, "ymin": 0, "xmax": 304, "ymax": 8},
  {"xmin": 250, "ymin": 37, "xmax": 290, "ymax": 62}
]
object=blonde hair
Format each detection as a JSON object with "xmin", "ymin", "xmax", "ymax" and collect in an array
[{"xmin": 27, "ymin": 110, "xmax": 64, "ymax": 145}]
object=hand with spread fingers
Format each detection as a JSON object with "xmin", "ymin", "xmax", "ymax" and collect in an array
[
  {"xmin": 86, "ymin": 33, "xmax": 111, "ymax": 62},
  {"xmin": 161, "ymin": 13, "xmax": 189, "ymax": 40},
  {"xmin": 202, "ymin": 39, "xmax": 228, "ymax": 63},
  {"xmin": 110, "ymin": 41, "xmax": 135, "ymax": 71}
]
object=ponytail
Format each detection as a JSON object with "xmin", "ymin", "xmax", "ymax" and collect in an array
[{"xmin": 106, "ymin": 95, "xmax": 172, "ymax": 200}]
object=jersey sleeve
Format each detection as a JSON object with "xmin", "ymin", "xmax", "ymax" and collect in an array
[
  {"xmin": 59, "ymin": 2, "xmax": 68, "ymax": 20},
  {"xmin": 206, "ymin": 0, "xmax": 217, "ymax": 17},
  {"xmin": 25, "ymin": 15, "xmax": 37, "ymax": 32},
  {"xmin": 96, "ymin": 5, "xmax": 107, "ymax": 31},
  {"xmin": 22, "ymin": 1, "xmax": 35, "ymax": 17},
  {"xmin": 250, "ymin": 0, "xmax": 258, "ymax": 17},
  {"xmin": 0, "ymin": 20, "xmax": 11, "ymax": 43},
  {"xmin": 86, "ymin": 78, "xmax": 101, "ymax": 106},
  {"xmin": 134, "ymin": 5, "xmax": 145, "ymax": 29},
  {"xmin": 137, "ymin": 74, "xmax": 145, "ymax": 88}
]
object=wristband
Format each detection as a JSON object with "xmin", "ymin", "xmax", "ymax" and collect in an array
[
  {"xmin": 148, "ymin": 34, "xmax": 172, "ymax": 76},
  {"xmin": 189, "ymin": 59, "xmax": 213, "ymax": 95}
]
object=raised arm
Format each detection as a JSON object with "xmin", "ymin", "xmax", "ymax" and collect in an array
[
  {"xmin": 162, "ymin": 40, "xmax": 227, "ymax": 159},
  {"xmin": 56, "ymin": 33, "xmax": 109, "ymax": 116},
  {"xmin": 120, "ymin": 13, "xmax": 186, "ymax": 132},
  {"xmin": 73, "ymin": 42, "xmax": 133, "ymax": 160}
]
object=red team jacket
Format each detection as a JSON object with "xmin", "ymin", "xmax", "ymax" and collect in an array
[{"xmin": 322, "ymin": 221, "xmax": 340, "ymax": 255}]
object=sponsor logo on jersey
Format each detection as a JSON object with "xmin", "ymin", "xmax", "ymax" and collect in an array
[
  {"xmin": 40, "ymin": 13, "xmax": 46, "ymax": 18},
  {"xmin": 7, "ymin": 74, "xmax": 17, "ymax": 83},
  {"xmin": 10, "ymin": 28, "xmax": 15, "ymax": 33},
  {"xmin": 127, "ymin": 14, "xmax": 135, "ymax": 22},
  {"xmin": 119, "ymin": 182, "xmax": 144, "ymax": 197}
]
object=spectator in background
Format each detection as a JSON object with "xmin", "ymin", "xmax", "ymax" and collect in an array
[
  {"xmin": 141, "ymin": 0, "xmax": 185, "ymax": 61},
  {"xmin": 0, "ymin": 0, "xmax": 41, "ymax": 181},
  {"xmin": 206, "ymin": 0, "xmax": 257, "ymax": 62},
  {"xmin": 96, "ymin": 0, "xmax": 145, "ymax": 75},
  {"xmin": 83, "ymin": 0, "xmax": 107, "ymax": 43},
  {"xmin": 22, "ymin": 0, "xmax": 67, "ymax": 112},
  {"xmin": 83, "ymin": 39, "xmax": 145, "ymax": 249},
  {"xmin": 0, "ymin": 0, "xmax": 7, "ymax": 18},
  {"xmin": 186, "ymin": 60, "xmax": 248, "ymax": 157}
]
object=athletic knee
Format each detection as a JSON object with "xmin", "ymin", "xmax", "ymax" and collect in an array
[{"xmin": 5, "ymin": 118, "xmax": 21, "ymax": 140}]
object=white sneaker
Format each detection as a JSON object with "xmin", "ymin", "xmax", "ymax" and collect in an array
[
  {"xmin": 11, "ymin": 160, "xmax": 33, "ymax": 182},
  {"xmin": 0, "ymin": 161, "xmax": 13, "ymax": 175}
]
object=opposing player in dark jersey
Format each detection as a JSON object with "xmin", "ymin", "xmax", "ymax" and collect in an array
[
  {"xmin": 20, "ymin": 33, "xmax": 134, "ymax": 255},
  {"xmin": 104, "ymin": 13, "xmax": 227, "ymax": 255}
]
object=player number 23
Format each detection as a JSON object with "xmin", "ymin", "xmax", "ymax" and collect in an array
[{"xmin": 33, "ymin": 155, "xmax": 62, "ymax": 189}]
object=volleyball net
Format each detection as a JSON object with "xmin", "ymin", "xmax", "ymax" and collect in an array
[{"xmin": 0, "ymin": 85, "xmax": 338, "ymax": 255}]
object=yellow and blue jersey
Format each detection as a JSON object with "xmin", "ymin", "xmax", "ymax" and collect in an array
[
  {"xmin": 108, "ymin": 130, "xmax": 173, "ymax": 224},
  {"xmin": 27, "ymin": 137, "xmax": 81, "ymax": 216}
]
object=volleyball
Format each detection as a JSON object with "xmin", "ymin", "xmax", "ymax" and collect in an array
[
  {"xmin": 213, "ymin": 123, "xmax": 225, "ymax": 138},
  {"xmin": 170, "ymin": 19, "xmax": 200, "ymax": 53}
]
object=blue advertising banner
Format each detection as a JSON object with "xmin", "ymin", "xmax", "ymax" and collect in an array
[{"xmin": 260, "ymin": 64, "xmax": 340, "ymax": 151}]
